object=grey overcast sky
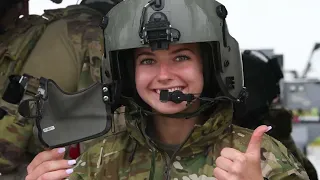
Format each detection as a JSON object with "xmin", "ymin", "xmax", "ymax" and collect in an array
[{"xmin": 29, "ymin": 0, "xmax": 320, "ymax": 77}]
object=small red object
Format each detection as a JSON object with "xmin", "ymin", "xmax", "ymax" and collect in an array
[{"xmin": 69, "ymin": 143, "xmax": 80, "ymax": 159}]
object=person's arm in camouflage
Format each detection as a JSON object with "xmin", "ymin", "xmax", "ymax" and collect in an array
[
  {"xmin": 0, "ymin": 6, "xmax": 104, "ymax": 174},
  {"xmin": 258, "ymin": 135, "xmax": 310, "ymax": 180},
  {"xmin": 265, "ymin": 108, "xmax": 317, "ymax": 179},
  {"xmin": 281, "ymin": 136, "xmax": 318, "ymax": 180},
  {"xmin": 62, "ymin": 22, "xmax": 104, "ymax": 160},
  {"xmin": 24, "ymin": 11, "xmax": 105, "ymax": 178},
  {"xmin": 0, "ymin": 114, "xmax": 34, "ymax": 173},
  {"xmin": 0, "ymin": 80, "xmax": 46, "ymax": 174}
]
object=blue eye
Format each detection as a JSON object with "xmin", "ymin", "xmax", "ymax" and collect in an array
[
  {"xmin": 140, "ymin": 59, "xmax": 155, "ymax": 65},
  {"xmin": 175, "ymin": 55, "xmax": 190, "ymax": 62}
]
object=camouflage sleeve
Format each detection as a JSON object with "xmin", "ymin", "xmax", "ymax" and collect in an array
[
  {"xmin": 69, "ymin": 131, "xmax": 128, "ymax": 180},
  {"xmin": 261, "ymin": 135, "xmax": 310, "ymax": 180},
  {"xmin": 64, "ymin": 6, "xmax": 104, "ymax": 91},
  {"xmin": 77, "ymin": 27, "xmax": 103, "ymax": 91},
  {"xmin": 68, "ymin": 10, "xmax": 104, "ymax": 158},
  {"xmin": 69, "ymin": 140, "xmax": 109, "ymax": 180},
  {"xmin": 300, "ymin": 151, "xmax": 318, "ymax": 180},
  {"xmin": 278, "ymin": 136, "xmax": 318, "ymax": 180},
  {"xmin": 0, "ymin": 114, "xmax": 33, "ymax": 173}
]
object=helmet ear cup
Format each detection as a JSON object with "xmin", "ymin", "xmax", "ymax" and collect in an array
[
  {"xmin": 200, "ymin": 43, "xmax": 219, "ymax": 100},
  {"xmin": 112, "ymin": 50, "xmax": 134, "ymax": 106},
  {"xmin": 241, "ymin": 50, "xmax": 284, "ymax": 110},
  {"xmin": 267, "ymin": 57, "xmax": 284, "ymax": 103},
  {"xmin": 241, "ymin": 51, "xmax": 270, "ymax": 111},
  {"xmin": 269, "ymin": 57, "xmax": 284, "ymax": 81}
]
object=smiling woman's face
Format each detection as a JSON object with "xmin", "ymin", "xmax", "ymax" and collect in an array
[{"xmin": 134, "ymin": 43, "xmax": 204, "ymax": 114}]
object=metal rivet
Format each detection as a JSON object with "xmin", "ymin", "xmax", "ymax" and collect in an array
[
  {"xmin": 103, "ymin": 96, "xmax": 109, "ymax": 101},
  {"xmin": 216, "ymin": 5, "xmax": 228, "ymax": 19},
  {"xmin": 224, "ymin": 60, "xmax": 229, "ymax": 67},
  {"xmin": 103, "ymin": 87, "xmax": 108, "ymax": 92},
  {"xmin": 99, "ymin": 15, "xmax": 109, "ymax": 29}
]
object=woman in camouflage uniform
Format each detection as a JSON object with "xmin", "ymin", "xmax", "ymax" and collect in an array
[{"xmin": 26, "ymin": 0, "xmax": 310, "ymax": 180}]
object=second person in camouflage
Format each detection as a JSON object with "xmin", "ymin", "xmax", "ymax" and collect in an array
[
  {"xmin": 234, "ymin": 50, "xmax": 318, "ymax": 180},
  {"xmin": 0, "ymin": 0, "xmax": 123, "ymax": 178}
]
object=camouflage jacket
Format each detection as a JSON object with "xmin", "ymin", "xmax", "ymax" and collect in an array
[
  {"xmin": 0, "ymin": 5, "xmax": 104, "ymax": 174},
  {"xmin": 70, "ymin": 103, "xmax": 309, "ymax": 180},
  {"xmin": 260, "ymin": 108, "xmax": 318, "ymax": 180}
]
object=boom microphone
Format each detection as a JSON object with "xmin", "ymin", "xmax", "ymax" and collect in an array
[{"xmin": 160, "ymin": 90, "xmax": 195, "ymax": 104}]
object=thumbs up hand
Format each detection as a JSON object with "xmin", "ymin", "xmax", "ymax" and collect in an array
[{"xmin": 213, "ymin": 125, "xmax": 272, "ymax": 180}]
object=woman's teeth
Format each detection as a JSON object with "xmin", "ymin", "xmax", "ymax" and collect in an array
[{"xmin": 155, "ymin": 87, "xmax": 183, "ymax": 94}]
